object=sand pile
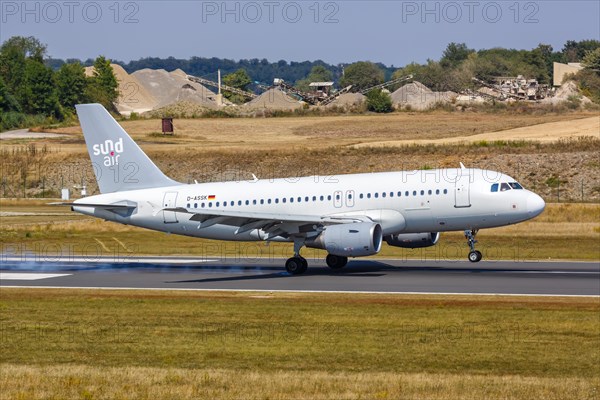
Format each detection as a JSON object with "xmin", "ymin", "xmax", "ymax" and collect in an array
[
  {"xmin": 85, "ymin": 64, "xmax": 156, "ymax": 115},
  {"xmin": 391, "ymin": 81, "xmax": 456, "ymax": 110},
  {"xmin": 132, "ymin": 69, "xmax": 218, "ymax": 109},
  {"xmin": 542, "ymin": 81, "xmax": 592, "ymax": 105},
  {"xmin": 245, "ymin": 88, "xmax": 303, "ymax": 110},
  {"xmin": 326, "ymin": 93, "xmax": 366, "ymax": 107}
]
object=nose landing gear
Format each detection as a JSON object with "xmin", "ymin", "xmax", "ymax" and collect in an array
[{"xmin": 464, "ymin": 229, "xmax": 482, "ymax": 262}]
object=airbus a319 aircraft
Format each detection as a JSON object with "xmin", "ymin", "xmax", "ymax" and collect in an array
[{"xmin": 71, "ymin": 104, "xmax": 545, "ymax": 274}]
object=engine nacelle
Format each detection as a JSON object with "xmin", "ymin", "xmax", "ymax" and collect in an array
[
  {"xmin": 385, "ymin": 232, "xmax": 440, "ymax": 249},
  {"xmin": 306, "ymin": 222, "xmax": 383, "ymax": 257}
]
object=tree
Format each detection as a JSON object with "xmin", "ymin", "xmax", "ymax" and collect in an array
[
  {"xmin": 20, "ymin": 59, "xmax": 59, "ymax": 116},
  {"xmin": 365, "ymin": 89, "xmax": 393, "ymax": 113},
  {"xmin": 440, "ymin": 43, "xmax": 474, "ymax": 68},
  {"xmin": 0, "ymin": 76, "xmax": 21, "ymax": 112},
  {"xmin": 222, "ymin": 68, "xmax": 252, "ymax": 104},
  {"xmin": 56, "ymin": 62, "xmax": 88, "ymax": 109},
  {"xmin": 295, "ymin": 65, "xmax": 334, "ymax": 91},
  {"xmin": 582, "ymin": 48, "xmax": 600, "ymax": 72},
  {"xmin": 85, "ymin": 56, "xmax": 118, "ymax": 108},
  {"xmin": 340, "ymin": 62, "xmax": 384, "ymax": 92},
  {"xmin": 0, "ymin": 36, "xmax": 47, "ymax": 105}
]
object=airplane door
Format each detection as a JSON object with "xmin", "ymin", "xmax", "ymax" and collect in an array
[
  {"xmin": 334, "ymin": 191, "xmax": 343, "ymax": 208},
  {"xmin": 162, "ymin": 192, "xmax": 179, "ymax": 223},
  {"xmin": 345, "ymin": 190, "xmax": 355, "ymax": 208},
  {"xmin": 454, "ymin": 172, "xmax": 471, "ymax": 208}
]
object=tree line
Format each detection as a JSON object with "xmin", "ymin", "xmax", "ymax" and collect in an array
[
  {"xmin": 0, "ymin": 37, "xmax": 119, "ymax": 131},
  {"xmin": 1, "ymin": 36, "xmax": 599, "ymax": 130}
]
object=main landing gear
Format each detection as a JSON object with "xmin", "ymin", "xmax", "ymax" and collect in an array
[
  {"xmin": 326, "ymin": 254, "xmax": 348, "ymax": 269},
  {"xmin": 285, "ymin": 254, "xmax": 349, "ymax": 275},
  {"xmin": 285, "ymin": 239, "xmax": 349, "ymax": 275},
  {"xmin": 285, "ymin": 239, "xmax": 308, "ymax": 275},
  {"xmin": 464, "ymin": 229, "xmax": 483, "ymax": 262}
]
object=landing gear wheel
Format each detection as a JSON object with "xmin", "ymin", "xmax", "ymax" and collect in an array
[
  {"xmin": 285, "ymin": 257, "xmax": 307, "ymax": 275},
  {"xmin": 468, "ymin": 250, "xmax": 483, "ymax": 263},
  {"xmin": 464, "ymin": 229, "xmax": 482, "ymax": 263},
  {"xmin": 326, "ymin": 254, "xmax": 348, "ymax": 270}
]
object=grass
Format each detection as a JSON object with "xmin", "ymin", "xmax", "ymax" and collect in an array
[
  {"xmin": 0, "ymin": 289, "xmax": 598, "ymax": 399},
  {"xmin": 1, "ymin": 202, "xmax": 599, "ymax": 261}
]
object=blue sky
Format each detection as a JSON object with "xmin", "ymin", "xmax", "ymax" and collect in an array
[{"xmin": 1, "ymin": 1, "xmax": 599, "ymax": 66}]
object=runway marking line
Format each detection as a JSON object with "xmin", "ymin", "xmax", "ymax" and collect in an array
[
  {"xmin": 1, "ymin": 285, "xmax": 598, "ymax": 298},
  {"xmin": 0, "ymin": 273, "xmax": 72, "ymax": 281}
]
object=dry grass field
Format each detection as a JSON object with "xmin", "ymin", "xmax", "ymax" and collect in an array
[{"xmin": 0, "ymin": 289, "xmax": 598, "ymax": 399}]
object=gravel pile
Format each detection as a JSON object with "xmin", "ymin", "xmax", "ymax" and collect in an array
[
  {"xmin": 132, "ymin": 69, "xmax": 218, "ymax": 109},
  {"xmin": 245, "ymin": 88, "xmax": 303, "ymax": 110},
  {"xmin": 391, "ymin": 81, "xmax": 456, "ymax": 110},
  {"xmin": 85, "ymin": 64, "xmax": 156, "ymax": 116}
]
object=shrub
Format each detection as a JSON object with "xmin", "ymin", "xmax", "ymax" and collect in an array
[{"xmin": 365, "ymin": 90, "xmax": 393, "ymax": 113}]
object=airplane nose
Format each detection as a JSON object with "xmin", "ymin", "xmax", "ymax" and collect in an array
[{"xmin": 526, "ymin": 193, "xmax": 545, "ymax": 217}]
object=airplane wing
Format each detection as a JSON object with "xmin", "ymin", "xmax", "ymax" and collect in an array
[{"xmin": 162, "ymin": 207, "xmax": 370, "ymax": 239}]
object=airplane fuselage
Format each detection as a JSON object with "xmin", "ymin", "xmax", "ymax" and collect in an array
[{"xmin": 73, "ymin": 168, "xmax": 545, "ymax": 243}]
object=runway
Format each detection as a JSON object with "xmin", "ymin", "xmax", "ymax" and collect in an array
[{"xmin": 1, "ymin": 256, "xmax": 599, "ymax": 296}]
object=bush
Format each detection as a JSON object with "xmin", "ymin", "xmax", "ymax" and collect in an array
[
  {"xmin": 0, "ymin": 111, "xmax": 47, "ymax": 132},
  {"xmin": 365, "ymin": 90, "xmax": 393, "ymax": 113}
]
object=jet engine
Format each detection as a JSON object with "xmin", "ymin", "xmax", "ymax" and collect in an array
[
  {"xmin": 306, "ymin": 222, "xmax": 383, "ymax": 257},
  {"xmin": 385, "ymin": 232, "xmax": 440, "ymax": 248}
]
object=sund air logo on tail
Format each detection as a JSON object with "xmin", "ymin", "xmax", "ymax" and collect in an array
[{"xmin": 92, "ymin": 138, "xmax": 124, "ymax": 166}]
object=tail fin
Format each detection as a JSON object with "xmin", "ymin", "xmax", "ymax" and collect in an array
[{"xmin": 76, "ymin": 104, "xmax": 180, "ymax": 193}]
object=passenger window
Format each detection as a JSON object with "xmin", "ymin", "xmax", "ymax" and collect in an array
[
  {"xmin": 223, "ymin": 202, "xmax": 227, "ymax": 207},
  {"xmin": 360, "ymin": 194, "xmax": 364, "ymax": 199},
  {"xmin": 209, "ymin": 203, "xmax": 213, "ymax": 208},
  {"xmin": 501, "ymin": 183, "xmax": 511, "ymax": 192},
  {"xmin": 230, "ymin": 201, "xmax": 234, "ymax": 206},
  {"xmin": 413, "ymin": 191, "xmax": 417, "ymax": 196},
  {"xmin": 375, "ymin": 193, "xmax": 379, "ymax": 198},
  {"xmin": 238, "ymin": 201, "xmax": 242, "ymax": 206},
  {"xmin": 327, "ymin": 195, "xmax": 332, "ymax": 201},
  {"xmin": 436, "ymin": 189, "xmax": 440, "ymax": 195},
  {"xmin": 268, "ymin": 199, "xmax": 272, "ymax": 204},
  {"xmin": 382, "ymin": 193, "xmax": 386, "ymax": 198},
  {"xmin": 405, "ymin": 191, "xmax": 409, "ymax": 196},
  {"xmin": 390, "ymin": 192, "xmax": 394, "ymax": 197},
  {"xmin": 275, "ymin": 199, "xmax": 279, "ymax": 204},
  {"xmin": 283, "ymin": 198, "xmax": 287, "ymax": 203},
  {"xmin": 260, "ymin": 199, "xmax": 264, "ymax": 205},
  {"xmin": 216, "ymin": 202, "xmax": 220, "ymax": 207},
  {"xmin": 443, "ymin": 189, "xmax": 448, "ymax": 194},
  {"xmin": 253, "ymin": 200, "xmax": 257, "ymax": 205},
  {"xmin": 201, "ymin": 203, "xmax": 205, "ymax": 208},
  {"xmin": 428, "ymin": 190, "xmax": 432, "ymax": 195},
  {"xmin": 320, "ymin": 196, "xmax": 324, "ymax": 201},
  {"xmin": 298, "ymin": 197, "xmax": 302, "ymax": 202},
  {"xmin": 420, "ymin": 190, "xmax": 424, "ymax": 196},
  {"xmin": 312, "ymin": 196, "xmax": 317, "ymax": 201},
  {"xmin": 491, "ymin": 183, "xmax": 499, "ymax": 192},
  {"xmin": 367, "ymin": 193, "xmax": 371, "ymax": 199},
  {"xmin": 245, "ymin": 200, "xmax": 250, "ymax": 205},
  {"xmin": 187, "ymin": 203, "xmax": 190, "ymax": 208}
]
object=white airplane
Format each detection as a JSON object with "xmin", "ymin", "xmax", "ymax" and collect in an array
[{"xmin": 70, "ymin": 104, "xmax": 545, "ymax": 274}]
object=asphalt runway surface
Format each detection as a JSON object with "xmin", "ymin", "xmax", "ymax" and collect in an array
[{"xmin": 1, "ymin": 256, "xmax": 599, "ymax": 296}]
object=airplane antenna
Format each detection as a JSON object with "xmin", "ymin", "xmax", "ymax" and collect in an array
[
  {"xmin": 251, "ymin": 174, "xmax": 259, "ymax": 182},
  {"xmin": 459, "ymin": 162, "xmax": 466, "ymax": 170}
]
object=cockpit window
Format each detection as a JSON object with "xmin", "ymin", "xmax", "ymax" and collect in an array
[
  {"xmin": 509, "ymin": 182, "xmax": 523, "ymax": 190},
  {"xmin": 491, "ymin": 183, "xmax": 499, "ymax": 192},
  {"xmin": 500, "ymin": 183, "xmax": 511, "ymax": 192}
]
